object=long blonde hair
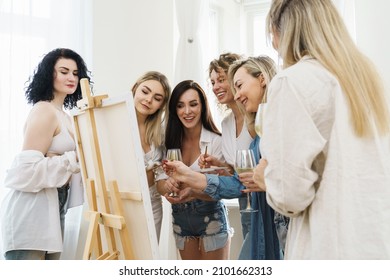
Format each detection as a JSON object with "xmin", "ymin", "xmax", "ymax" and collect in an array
[
  {"xmin": 228, "ymin": 56, "xmax": 277, "ymax": 133},
  {"xmin": 266, "ymin": 0, "xmax": 389, "ymax": 137},
  {"xmin": 132, "ymin": 71, "xmax": 171, "ymax": 147}
]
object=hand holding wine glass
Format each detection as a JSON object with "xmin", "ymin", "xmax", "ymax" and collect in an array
[
  {"xmin": 235, "ymin": 149, "xmax": 258, "ymax": 213},
  {"xmin": 166, "ymin": 149, "xmax": 182, "ymax": 197}
]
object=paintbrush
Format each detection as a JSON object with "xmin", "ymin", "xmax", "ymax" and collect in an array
[{"xmin": 202, "ymin": 146, "xmax": 208, "ymax": 169}]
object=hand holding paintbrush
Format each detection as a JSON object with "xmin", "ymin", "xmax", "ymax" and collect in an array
[{"xmin": 199, "ymin": 145, "xmax": 210, "ymax": 169}]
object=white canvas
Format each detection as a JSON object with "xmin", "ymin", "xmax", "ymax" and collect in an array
[{"xmin": 71, "ymin": 93, "xmax": 159, "ymax": 260}]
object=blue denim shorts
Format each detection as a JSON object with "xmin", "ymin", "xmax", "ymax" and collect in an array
[
  {"xmin": 274, "ymin": 211, "xmax": 290, "ymax": 254},
  {"xmin": 171, "ymin": 199, "xmax": 232, "ymax": 252}
]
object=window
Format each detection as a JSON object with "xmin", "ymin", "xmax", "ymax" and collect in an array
[
  {"xmin": 0, "ymin": 0, "xmax": 92, "ymax": 259},
  {"xmin": 202, "ymin": 0, "xmax": 277, "ymax": 127},
  {"xmin": 242, "ymin": 0, "xmax": 279, "ymax": 62},
  {"xmin": 0, "ymin": 0, "xmax": 92, "ymax": 187}
]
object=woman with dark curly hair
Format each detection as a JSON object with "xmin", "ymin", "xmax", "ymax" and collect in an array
[{"xmin": 0, "ymin": 48, "xmax": 92, "ymax": 260}]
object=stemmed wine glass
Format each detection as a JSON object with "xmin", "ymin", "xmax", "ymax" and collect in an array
[
  {"xmin": 166, "ymin": 149, "xmax": 182, "ymax": 197},
  {"xmin": 254, "ymin": 94, "xmax": 267, "ymax": 137},
  {"xmin": 235, "ymin": 149, "xmax": 258, "ymax": 213}
]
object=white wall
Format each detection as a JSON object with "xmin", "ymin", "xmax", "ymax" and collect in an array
[
  {"xmin": 92, "ymin": 0, "xmax": 175, "ymax": 96},
  {"xmin": 355, "ymin": 0, "xmax": 390, "ymax": 93}
]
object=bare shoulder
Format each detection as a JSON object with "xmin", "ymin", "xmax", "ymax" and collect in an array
[
  {"xmin": 25, "ymin": 101, "xmax": 58, "ymax": 131},
  {"xmin": 31, "ymin": 101, "xmax": 56, "ymax": 114},
  {"xmin": 30, "ymin": 101, "xmax": 57, "ymax": 119},
  {"xmin": 22, "ymin": 101, "xmax": 61, "ymax": 152}
]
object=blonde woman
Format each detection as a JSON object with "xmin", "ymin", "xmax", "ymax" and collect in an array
[
  {"xmin": 131, "ymin": 71, "xmax": 171, "ymax": 242},
  {"xmin": 253, "ymin": 0, "xmax": 390, "ymax": 259},
  {"xmin": 206, "ymin": 53, "xmax": 255, "ymax": 259}
]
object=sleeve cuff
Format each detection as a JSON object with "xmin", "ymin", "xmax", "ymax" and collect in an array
[
  {"xmin": 203, "ymin": 174, "xmax": 220, "ymax": 200},
  {"xmin": 64, "ymin": 151, "xmax": 80, "ymax": 173},
  {"xmin": 154, "ymin": 166, "xmax": 168, "ymax": 181}
]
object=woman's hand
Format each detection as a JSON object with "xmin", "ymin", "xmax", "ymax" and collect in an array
[
  {"xmin": 252, "ymin": 159, "xmax": 268, "ymax": 192},
  {"xmin": 237, "ymin": 170, "xmax": 261, "ymax": 193},
  {"xmin": 163, "ymin": 160, "xmax": 209, "ymax": 192},
  {"xmin": 199, "ymin": 153, "xmax": 223, "ymax": 169},
  {"xmin": 164, "ymin": 187, "xmax": 194, "ymax": 204},
  {"xmin": 238, "ymin": 158, "xmax": 268, "ymax": 192},
  {"xmin": 162, "ymin": 177, "xmax": 181, "ymax": 195},
  {"xmin": 163, "ymin": 160, "xmax": 192, "ymax": 181},
  {"xmin": 198, "ymin": 155, "xmax": 234, "ymax": 176}
]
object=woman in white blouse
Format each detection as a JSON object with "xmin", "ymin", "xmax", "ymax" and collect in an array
[
  {"xmin": 253, "ymin": 0, "xmax": 390, "ymax": 259},
  {"xmin": 207, "ymin": 53, "xmax": 254, "ymax": 259}
]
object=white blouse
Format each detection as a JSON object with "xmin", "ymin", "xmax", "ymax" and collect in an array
[
  {"xmin": 1, "ymin": 150, "xmax": 79, "ymax": 254},
  {"xmin": 188, "ymin": 126, "xmax": 224, "ymax": 171},
  {"xmin": 261, "ymin": 57, "xmax": 390, "ymax": 259},
  {"xmin": 221, "ymin": 111, "xmax": 253, "ymax": 166},
  {"xmin": 155, "ymin": 126, "xmax": 223, "ymax": 180}
]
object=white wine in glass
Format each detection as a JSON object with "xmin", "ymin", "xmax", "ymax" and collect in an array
[
  {"xmin": 166, "ymin": 149, "xmax": 182, "ymax": 162},
  {"xmin": 235, "ymin": 149, "xmax": 258, "ymax": 213},
  {"xmin": 166, "ymin": 149, "xmax": 182, "ymax": 197},
  {"xmin": 254, "ymin": 103, "xmax": 267, "ymax": 137}
]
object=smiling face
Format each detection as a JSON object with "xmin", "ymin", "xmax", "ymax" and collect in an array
[
  {"xmin": 209, "ymin": 69, "xmax": 234, "ymax": 105},
  {"xmin": 133, "ymin": 79, "xmax": 165, "ymax": 117},
  {"xmin": 233, "ymin": 66, "xmax": 265, "ymax": 113},
  {"xmin": 176, "ymin": 88, "xmax": 202, "ymax": 130},
  {"xmin": 53, "ymin": 58, "xmax": 79, "ymax": 96}
]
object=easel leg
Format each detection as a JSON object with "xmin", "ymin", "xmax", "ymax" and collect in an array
[
  {"xmin": 83, "ymin": 211, "xmax": 100, "ymax": 260},
  {"xmin": 109, "ymin": 181, "xmax": 135, "ymax": 259}
]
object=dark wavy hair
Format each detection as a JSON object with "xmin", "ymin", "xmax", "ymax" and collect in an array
[
  {"xmin": 165, "ymin": 80, "xmax": 221, "ymax": 149},
  {"xmin": 25, "ymin": 48, "xmax": 92, "ymax": 109}
]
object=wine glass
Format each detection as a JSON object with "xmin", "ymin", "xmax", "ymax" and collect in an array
[
  {"xmin": 166, "ymin": 149, "xmax": 182, "ymax": 197},
  {"xmin": 235, "ymin": 149, "xmax": 258, "ymax": 213},
  {"xmin": 254, "ymin": 102, "xmax": 267, "ymax": 137},
  {"xmin": 166, "ymin": 149, "xmax": 182, "ymax": 162}
]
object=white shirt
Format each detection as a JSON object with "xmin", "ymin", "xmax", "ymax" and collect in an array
[
  {"xmin": 221, "ymin": 111, "xmax": 253, "ymax": 166},
  {"xmin": 261, "ymin": 57, "xmax": 390, "ymax": 259},
  {"xmin": 0, "ymin": 150, "xmax": 79, "ymax": 254},
  {"xmin": 189, "ymin": 126, "xmax": 223, "ymax": 171},
  {"xmin": 155, "ymin": 126, "xmax": 223, "ymax": 179}
]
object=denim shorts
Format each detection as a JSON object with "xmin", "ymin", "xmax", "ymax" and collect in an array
[
  {"xmin": 274, "ymin": 211, "xmax": 290, "ymax": 254},
  {"xmin": 171, "ymin": 199, "xmax": 232, "ymax": 252}
]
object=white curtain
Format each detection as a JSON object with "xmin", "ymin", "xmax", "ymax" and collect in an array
[
  {"xmin": 0, "ymin": 0, "xmax": 92, "ymax": 259},
  {"xmin": 174, "ymin": 0, "xmax": 208, "ymax": 86}
]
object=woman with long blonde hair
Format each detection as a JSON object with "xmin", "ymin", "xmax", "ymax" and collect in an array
[
  {"xmin": 131, "ymin": 71, "xmax": 171, "ymax": 242},
  {"xmin": 253, "ymin": 0, "xmax": 390, "ymax": 259}
]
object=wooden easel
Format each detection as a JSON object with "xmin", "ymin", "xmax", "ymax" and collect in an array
[{"xmin": 73, "ymin": 78, "xmax": 134, "ymax": 260}]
